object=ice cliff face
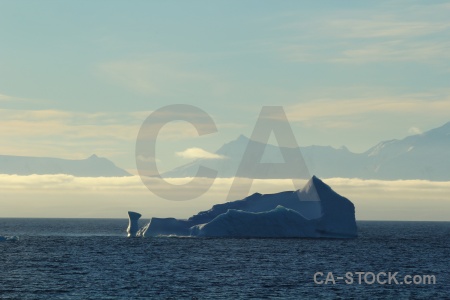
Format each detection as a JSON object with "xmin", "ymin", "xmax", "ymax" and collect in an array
[
  {"xmin": 137, "ymin": 176, "xmax": 357, "ymax": 238},
  {"xmin": 127, "ymin": 211, "xmax": 142, "ymax": 237}
]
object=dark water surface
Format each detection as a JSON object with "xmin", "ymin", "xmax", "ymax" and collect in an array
[{"xmin": 1, "ymin": 219, "xmax": 449, "ymax": 299}]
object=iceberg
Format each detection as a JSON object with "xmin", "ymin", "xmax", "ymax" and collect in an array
[
  {"xmin": 0, "ymin": 235, "xmax": 19, "ymax": 242},
  {"xmin": 126, "ymin": 211, "xmax": 142, "ymax": 237},
  {"xmin": 138, "ymin": 176, "xmax": 357, "ymax": 238}
]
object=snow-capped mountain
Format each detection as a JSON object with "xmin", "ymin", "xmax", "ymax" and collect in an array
[
  {"xmin": 163, "ymin": 122, "xmax": 450, "ymax": 180},
  {"xmin": 2, "ymin": 122, "xmax": 448, "ymax": 180},
  {"xmin": 363, "ymin": 121, "xmax": 450, "ymax": 180},
  {"xmin": 0, "ymin": 154, "xmax": 131, "ymax": 177}
]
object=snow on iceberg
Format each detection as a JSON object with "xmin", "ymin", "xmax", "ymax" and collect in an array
[
  {"xmin": 138, "ymin": 176, "xmax": 357, "ymax": 238},
  {"xmin": 190, "ymin": 206, "xmax": 319, "ymax": 237}
]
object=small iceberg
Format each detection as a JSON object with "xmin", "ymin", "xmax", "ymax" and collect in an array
[
  {"xmin": 0, "ymin": 235, "xmax": 19, "ymax": 242},
  {"xmin": 132, "ymin": 176, "xmax": 357, "ymax": 238},
  {"xmin": 127, "ymin": 211, "xmax": 142, "ymax": 237}
]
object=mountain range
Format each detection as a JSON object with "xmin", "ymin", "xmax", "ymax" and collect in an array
[
  {"xmin": 1, "ymin": 122, "xmax": 449, "ymax": 180},
  {"xmin": 0, "ymin": 154, "xmax": 130, "ymax": 177},
  {"xmin": 163, "ymin": 122, "xmax": 450, "ymax": 181}
]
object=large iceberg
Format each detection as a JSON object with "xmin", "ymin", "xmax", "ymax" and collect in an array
[{"xmin": 138, "ymin": 176, "xmax": 357, "ymax": 238}]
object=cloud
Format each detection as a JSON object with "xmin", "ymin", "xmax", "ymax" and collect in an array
[
  {"xmin": 2, "ymin": 174, "xmax": 450, "ymax": 196},
  {"xmin": 284, "ymin": 96, "xmax": 450, "ymax": 125},
  {"xmin": 0, "ymin": 175, "xmax": 449, "ymax": 220},
  {"xmin": 0, "ymin": 108, "xmax": 239, "ymax": 173},
  {"xmin": 0, "ymin": 93, "xmax": 45, "ymax": 103},
  {"xmin": 334, "ymin": 40, "xmax": 450, "ymax": 63},
  {"xmin": 0, "ymin": 109, "xmax": 141, "ymax": 146},
  {"xmin": 176, "ymin": 147, "xmax": 225, "ymax": 160},
  {"xmin": 0, "ymin": 108, "xmax": 215, "ymax": 158},
  {"xmin": 326, "ymin": 18, "xmax": 449, "ymax": 39},
  {"xmin": 97, "ymin": 55, "xmax": 227, "ymax": 97},
  {"xmin": 278, "ymin": 3, "xmax": 450, "ymax": 64},
  {"xmin": 0, "ymin": 109, "xmax": 147, "ymax": 163},
  {"xmin": 0, "ymin": 174, "xmax": 145, "ymax": 191},
  {"xmin": 408, "ymin": 126, "xmax": 422, "ymax": 135},
  {"xmin": 0, "ymin": 93, "xmax": 15, "ymax": 102}
]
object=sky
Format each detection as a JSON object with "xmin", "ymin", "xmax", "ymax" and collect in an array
[{"xmin": 1, "ymin": 1, "xmax": 450, "ymax": 219}]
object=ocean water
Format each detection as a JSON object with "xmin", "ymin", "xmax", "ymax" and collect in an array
[{"xmin": 0, "ymin": 219, "xmax": 449, "ymax": 299}]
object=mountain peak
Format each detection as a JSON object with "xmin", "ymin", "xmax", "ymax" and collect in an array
[
  {"xmin": 0, "ymin": 154, "xmax": 131, "ymax": 177},
  {"xmin": 423, "ymin": 121, "xmax": 450, "ymax": 136},
  {"xmin": 436, "ymin": 121, "xmax": 450, "ymax": 131},
  {"xmin": 310, "ymin": 175, "xmax": 322, "ymax": 187},
  {"xmin": 236, "ymin": 134, "xmax": 250, "ymax": 142}
]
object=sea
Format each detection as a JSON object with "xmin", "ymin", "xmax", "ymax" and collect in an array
[{"xmin": 0, "ymin": 219, "xmax": 449, "ymax": 299}]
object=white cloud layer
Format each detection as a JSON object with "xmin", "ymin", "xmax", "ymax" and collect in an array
[
  {"xmin": 408, "ymin": 126, "xmax": 422, "ymax": 135},
  {"xmin": 0, "ymin": 175, "xmax": 449, "ymax": 221},
  {"xmin": 176, "ymin": 147, "xmax": 225, "ymax": 160}
]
